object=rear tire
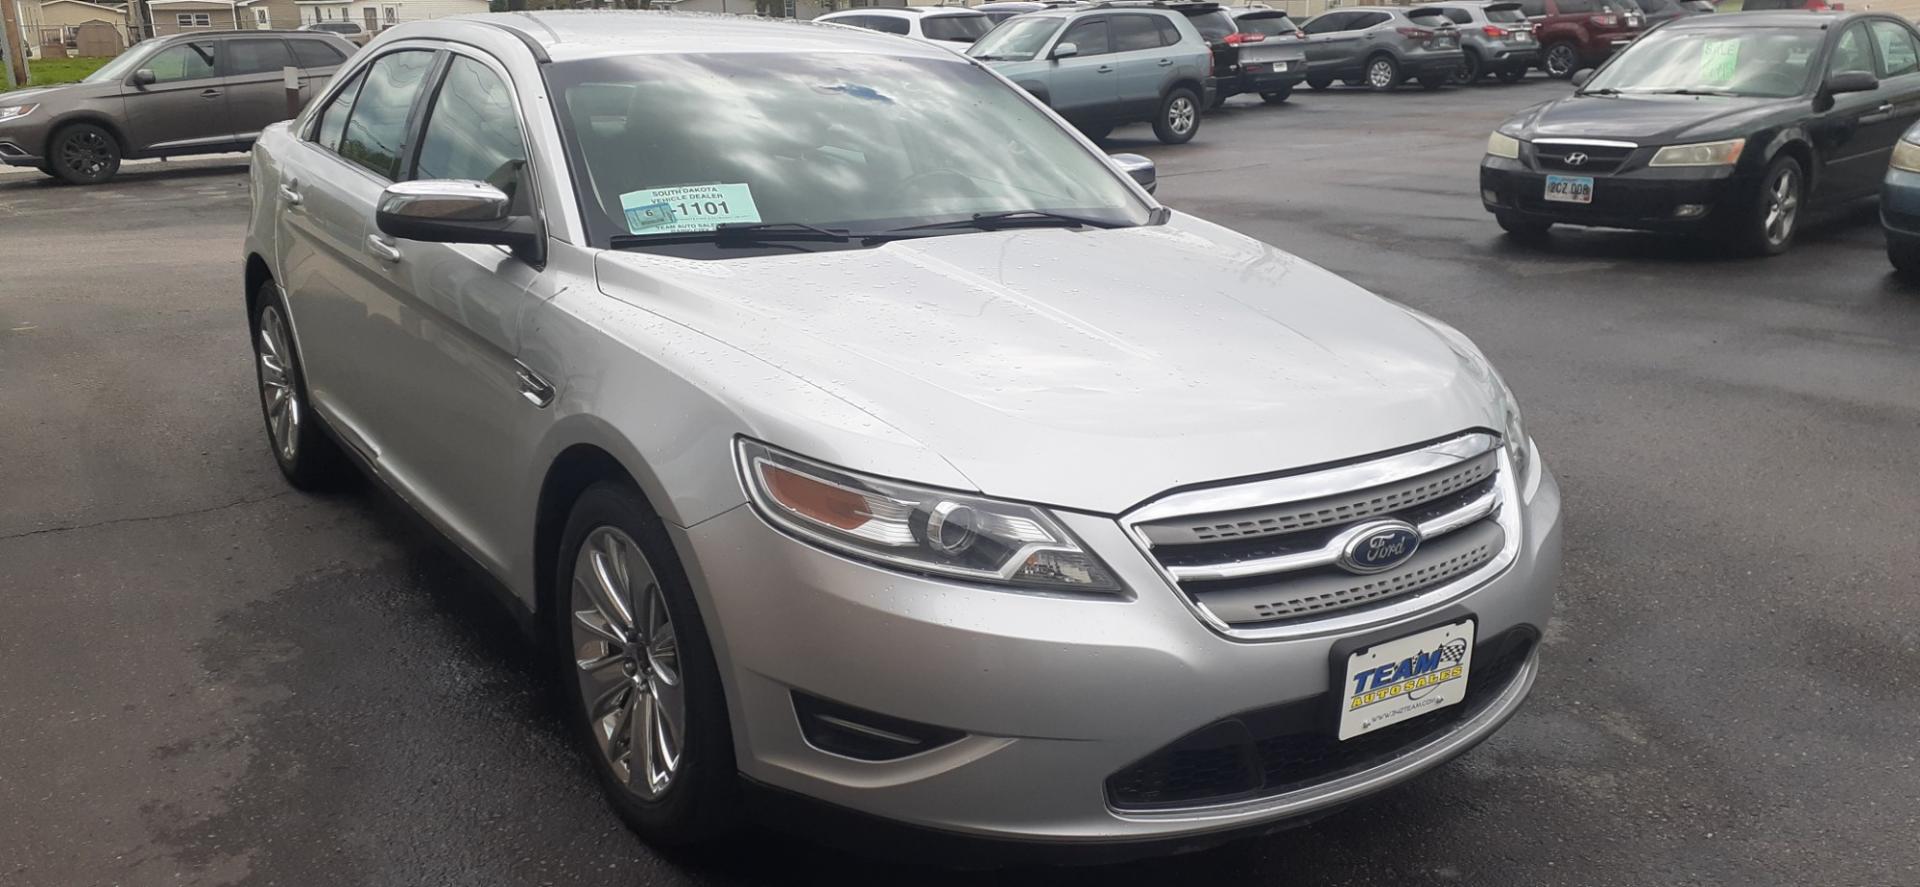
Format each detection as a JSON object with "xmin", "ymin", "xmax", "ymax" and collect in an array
[
  {"xmin": 1497, "ymin": 213, "xmax": 1551, "ymax": 241},
  {"xmin": 1455, "ymin": 50, "xmax": 1484, "ymax": 84},
  {"xmin": 1889, "ymin": 237, "xmax": 1920, "ymax": 283},
  {"xmin": 1152, "ymin": 87, "xmax": 1201, "ymax": 144},
  {"xmin": 1497, "ymin": 67, "xmax": 1527, "ymax": 83},
  {"xmin": 1078, "ymin": 124, "xmax": 1114, "ymax": 143},
  {"xmin": 1365, "ymin": 54, "xmax": 1402, "ymax": 91},
  {"xmin": 1418, "ymin": 73, "xmax": 1448, "ymax": 90},
  {"xmin": 1543, "ymin": 42, "xmax": 1579, "ymax": 79},
  {"xmin": 1307, "ymin": 74, "xmax": 1333, "ymax": 90},
  {"xmin": 1260, "ymin": 86, "xmax": 1293, "ymax": 104},
  {"xmin": 555, "ymin": 481, "xmax": 739, "ymax": 847},
  {"xmin": 47, "ymin": 123, "xmax": 120, "ymax": 185}
]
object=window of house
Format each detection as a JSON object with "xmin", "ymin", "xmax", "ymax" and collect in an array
[
  {"xmin": 338, "ymin": 50, "xmax": 436, "ymax": 179},
  {"xmin": 177, "ymin": 12, "xmax": 213, "ymax": 27}
]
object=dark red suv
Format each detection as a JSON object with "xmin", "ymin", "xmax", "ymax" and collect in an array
[{"xmin": 1517, "ymin": 0, "xmax": 1645, "ymax": 78}]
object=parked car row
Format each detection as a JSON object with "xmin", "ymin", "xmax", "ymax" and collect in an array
[{"xmin": 1479, "ymin": 9, "xmax": 1920, "ymax": 276}]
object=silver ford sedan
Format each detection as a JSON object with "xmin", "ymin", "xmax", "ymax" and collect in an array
[{"xmin": 241, "ymin": 10, "xmax": 1562, "ymax": 860}]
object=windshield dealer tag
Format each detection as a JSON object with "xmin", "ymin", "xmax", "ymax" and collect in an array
[
  {"xmin": 619, "ymin": 183, "xmax": 763, "ymax": 234},
  {"xmin": 1699, "ymin": 38, "xmax": 1740, "ymax": 84}
]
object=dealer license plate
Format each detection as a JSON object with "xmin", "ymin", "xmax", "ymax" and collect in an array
[
  {"xmin": 1338, "ymin": 619, "xmax": 1475, "ymax": 740},
  {"xmin": 1544, "ymin": 174, "xmax": 1593, "ymax": 204}
]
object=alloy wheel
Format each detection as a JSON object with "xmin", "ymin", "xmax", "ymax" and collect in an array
[
  {"xmin": 1763, "ymin": 166, "xmax": 1799, "ymax": 247},
  {"xmin": 571, "ymin": 526, "xmax": 685, "ymax": 800},
  {"xmin": 60, "ymin": 130, "xmax": 112, "ymax": 177},
  {"xmin": 256, "ymin": 304, "xmax": 301, "ymax": 464},
  {"xmin": 1369, "ymin": 59, "xmax": 1395, "ymax": 88},
  {"xmin": 1546, "ymin": 45, "xmax": 1575, "ymax": 77},
  {"xmin": 1168, "ymin": 96, "xmax": 1196, "ymax": 135}
]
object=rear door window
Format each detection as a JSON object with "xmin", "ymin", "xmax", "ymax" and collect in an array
[
  {"xmin": 922, "ymin": 13, "xmax": 993, "ymax": 41},
  {"xmin": 225, "ymin": 38, "xmax": 294, "ymax": 77},
  {"xmin": 1407, "ymin": 12, "xmax": 1453, "ymax": 27},
  {"xmin": 1871, "ymin": 20, "xmax": 1920, "ymax": 78},
  {"xmin": 1111, "ymin": 14, "xmax": 1164, "ymax": 51},
  {"xmin": 1060, "ymin": 16, "xmax": 1112, "ymax": 55},
  {"xmin": 291, "ymin": 38, "xmax": 347, "ymax": 68},
  {"xmin": 1350, "ymin": 12, "xmax": 1392, "ymax": 29}
]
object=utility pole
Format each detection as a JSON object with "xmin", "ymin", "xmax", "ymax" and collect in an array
[{"xmin": 1, "ymin": 0, "xmax": 29, "ymax": 91}]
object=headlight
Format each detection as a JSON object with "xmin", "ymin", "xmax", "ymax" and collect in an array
[
  {"xmin": 1487, "ymin": 131, "xmax": 1521, "ymax": 160},
  {"xmin": 0, "ymin": 104, "xmax": 37, "ymax": 123},
  {"xmin": 1649, "ymin": 138, "xmax": 1745, "ymax": 168},
  {"xmin": 1496, "ymin": 374, "xmax": 1531, "ymax": 481},
  {"xmin": 735, "ymin": 439, "xmax": 1120, "ymax": 593},
  {"xmin": 1893, "ymin": 138, "xmax": 1920, "ymax": 174}
]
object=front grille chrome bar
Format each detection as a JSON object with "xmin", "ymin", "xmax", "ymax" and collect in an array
[{"xmin": 1165, "ymin": 485, "xmax": 1502, "ymax": 583}]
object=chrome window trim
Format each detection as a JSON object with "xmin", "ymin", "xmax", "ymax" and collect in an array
[
  {"xmin": 1531, "ymin": 137, "xmax": 1639, "ymax": 148},
  {"xmin": 1121, "ymin": 433, "xmax": 1524, "ymax": 642}
]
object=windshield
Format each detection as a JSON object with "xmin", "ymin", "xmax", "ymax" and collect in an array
[
  {"xmin": 1191, "ymin": 10, "xmax": 1237, "ymax": 41},
  {"xmin": 1582, "ymin": 26, "xmax": 1821, "ymax": 97},
  {"xmin": 546, "ymin": 52, "xmax": 1150, "ymax": 251},
  {"xmin": 969, "ymin": 16, "xmax": 1064, "ymax": 59},
  {"xmin": 84, "ymin": 44, "xmax": 156, "ymax": 83},
  {"xmin": 1235, "ymin": 13, "xmax": 1298, "ymax": 35},
  {"xmin": 924, "ymin": 13, "xmax": 994, "ymax": 42}
]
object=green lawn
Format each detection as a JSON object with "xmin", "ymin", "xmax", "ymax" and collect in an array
[{"xmin": 27, "ymin": 56, "xmax": 113, "ymax": 87}]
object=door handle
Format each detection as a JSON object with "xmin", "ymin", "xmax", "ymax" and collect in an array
[
  {"xmin": 1098, "ymin": 64, "xmax": 1114, "ymax": 73},
  {"xmin": 1158, "ymin": 58, "xmax": 1174, "ymax": 66},
  {"xmin": 200, "ymin": 88, "xmax": 222, "ymax": 98},
  {"xmin": 365, "ymin": 235, "xmax": 402, "ymax": 264},
  {"xmin": 515, "ymin": 361, "xmax": 555, "ymax": 408},
  {"xmin": 278, "ymin": 178, "xmax": 301, "ymax": 206}
]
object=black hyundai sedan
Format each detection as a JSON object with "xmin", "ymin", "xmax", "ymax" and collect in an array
[{"xmin": 1481, "ymin": 11, "xmax": 1920, "ymax": 255}]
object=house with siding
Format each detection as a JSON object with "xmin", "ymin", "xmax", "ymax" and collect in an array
[
  {"xmin": 235, "ymin": 0, "xmax": 301, "ymax": 28},
  {"xmin": 17, "ymin": 0, "xmax": 131, "ymax": 55},
  {"xmin": 292, "ymin": 0, "xmax": 485, "ymax": 31},
  {"xmin": 143, "ymin": 0, "xmax": 242, "ymax": 34}
]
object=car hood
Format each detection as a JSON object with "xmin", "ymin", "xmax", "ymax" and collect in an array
[
  {"xmin": 0, "ymin": 85, "xmax": 70, "ymax": 106},
  {"xmin": 592, "ymin": 215, "xmax": 1505, "ymax": 514},
  {"xmin": 1508, "ymin": 92, "xmax": 1792, "ymax": 144}
]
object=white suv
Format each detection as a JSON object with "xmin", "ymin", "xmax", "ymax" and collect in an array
[{"xmin": 816, "ymin": 7, "xmax": 996, "ymax": 47}]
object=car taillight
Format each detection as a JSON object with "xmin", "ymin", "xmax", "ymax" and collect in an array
[
  {"xmin": 1396, "ymin": 26, "xmax": 1434, "ymax": 39},
  {"xmin": 1805, "ymin": 0, "xmax": 1830, "ymax": 8},
  {"xmin": 1223, "ymin": 31, "xmax": 1267, "ymax": 44},
  {"xmin": 1591, "ymin": 13, "xmax": 1619, "ymax": 25},
  {"xmin": 1483, "ymin": 25, "xmax": 1508, "ymax": 37}
]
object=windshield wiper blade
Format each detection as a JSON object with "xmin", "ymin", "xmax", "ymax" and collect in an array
[
  {"xmin": 877, "ymin": 209, "xmax": 1119, "ymax": 237},
  {"xmin": 609, "ymin": 221, "xmax": 855, "ymax": 248},
  {"xmin": 1578, "ymin": 87, "xmax": 1624, "ymax": 96},
  {"xmin": 1653, "ymin": 88, "xmax": 1736, "ymax": 96}
]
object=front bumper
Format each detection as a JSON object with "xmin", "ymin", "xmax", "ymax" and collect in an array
[
  {"xmin": 0, "ymin": 137, "xmax": 45, "ymax": 167},
  {"xmin": 1483, "ymin": 44, "xmax": 1539, "ymax": 70},
  {"xmin": 1482, "ymin": 154, "xmax": 1754, "ymax": 232},
  {"xmin": 1881, "ymin": 167, "xmax": 1920, "ymax": 241},
  {"xmin": 675, "ymin": 452, "xmax": 1563, "ymax": 846}
]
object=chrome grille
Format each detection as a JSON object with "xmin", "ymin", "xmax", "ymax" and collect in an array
[{"xmin": 1126, "ymin": 433, "xmax": 1515, "ymax": 636}]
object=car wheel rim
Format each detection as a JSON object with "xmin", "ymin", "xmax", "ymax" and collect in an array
[
  {"xmin": 1764, "ymin": 168, "xmax": 1798, "ymax": 246},
  {"xmin": 1370, "ymin": 61, "xmax": 1392, "ymax": 87},
  {"xmin": 571, "ymin": 526, "xmax": 684, "ymax": 801},
  {"xmin": 1169, "ymin": 96, "xmax": 1195, "ymax": 134},
  {"xmin": 1548, "ymin": 47, "xmax": 1572, "ymax": 76},
  {"xmin": 256, "ymin": 303, "xmax": 300, "ymax": 464},
  {"xmin": 62, "ymin": 131, "xmax": 111, "ymax": 176}
]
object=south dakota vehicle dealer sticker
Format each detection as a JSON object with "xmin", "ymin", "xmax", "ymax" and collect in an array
[{"xmin": 1338, "ymin": 619, "xmax": 1475, "ymax": 740}]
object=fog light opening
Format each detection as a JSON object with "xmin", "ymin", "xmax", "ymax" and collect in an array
[
  {"xmin": 1481, "ymin": 188, "xmax": 1500, "ymax": 205},
  {"xmin": 792, "ymin": 691, "xmax": 966, "ymax": 762},
  {"xmin": 1674, "ymin": 203, "xmax": 1708, "ymax": 219}
]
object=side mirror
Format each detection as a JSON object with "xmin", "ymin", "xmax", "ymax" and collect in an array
[
  {"xmin": 1110, "ymin": 152, "xmax": 1157, "ymax": 194},
  {"xmin": 1051, "ymin": 41, "xmax": 1079, "ymax": 60},
  {"xmin": 1570, "ymin": 69, "xmax": 1593, "ymax": 88},
  {"xmin": 376, "ymin": 180, "xmax": 545, "ymax": 265},
  {"xmin": 1825, "ymin": 70, "xmax": 1878, "ymax": 96},
  {"xmin": 132, "ymin": 68, "xmax": 156, "ymax": 86}
]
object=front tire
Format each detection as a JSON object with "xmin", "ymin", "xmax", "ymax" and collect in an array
[
  {"xmin": 1307, "ymin": 74, "xmax": 1333, "ymax": 90},
  {"xmin": 1455, "ymin": 50, "xmax": 1484, "ymax": 84},
  {"xmin": 1890, "ymin": 236, "xmax": 1920, "ymax": 283},
  {"xmin": 1734, "ymin": 154, "xmax": 1803, "ymax": 257},
  {"xmin": 251, "ymin": 281, "xmax": 349, "ymax": 490},
  {"xmin": 1260, "ymin": 86, "xmax": 1293, "ymax": 104},
  {"xmin": 1417, "ymin": 73, "xmax": 1449, "ymax": 90},
  {"xmin": 1153, "ymin": 87, "xmax": 1201, "ymax": 144},
  {"xmin": 1543, "ymin": 42, "xmax": 1579, "ymax": 79},
  {"xmin": 48, "ymin": 123, "xmax": 120, "ymax": 185},
  {"xmin": 556, "ymin": 482, "xmax": 738, "ymax": 846},
  {"xmin": 1365, "ymin": 54, "xmax": 1402, "ymax": 91},
  {"xmin": 1497, "ymin": 66, "xmax": 1527, "ymax": 83}
]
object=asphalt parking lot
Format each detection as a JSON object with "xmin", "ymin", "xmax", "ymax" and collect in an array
[{"xmin": 3, "ymin": 76, "xmax": 1917, "ymax": 887}]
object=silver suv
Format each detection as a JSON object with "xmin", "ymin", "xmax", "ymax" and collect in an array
[
  {"xmin": 1299, "ymin": 5, "xmax": 1467, "ymax": 90},
  {"xmin": 968, "ymin": 4, "xmax": 1213, "ymax": 143},
  {"xmin": 242, "ymin": 10, "xmax": 1560, "ymax": 860},
  {"xmin": 1432, "ymin": 1, "xmax": 1539, "ymax": 83}
]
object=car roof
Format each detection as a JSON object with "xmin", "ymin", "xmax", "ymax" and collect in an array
[
  {"xmin": 1662, "ymin": 9, "xmax": 1852, "ymax": 28},
  {"xmin": 1231, "ymin": 7, "xmax": 1292, "ymax": 14},
  {"xmin": 437, "ymin": 10, "xmax": 974, "ymax": 63}
]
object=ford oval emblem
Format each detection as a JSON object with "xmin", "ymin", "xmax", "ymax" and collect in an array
[{"xmin": 1337, "ymin": 520, "xmax": 1422, "ymax": 575}]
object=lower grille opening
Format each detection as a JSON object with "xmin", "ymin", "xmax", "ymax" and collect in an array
[
  {"xmin": 791, "ymin": 691, "xmax": 966, "ymax": 762},
  {"xmin": 1106, "ymin": 627, "xmax": 1537, "ymax": 811}
]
